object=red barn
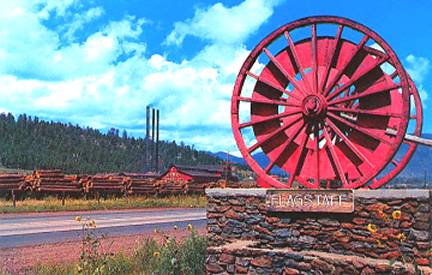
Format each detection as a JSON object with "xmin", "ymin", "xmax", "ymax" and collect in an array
[{"xmin": 160, "ymin": 164, "xmax": 227, "ymax": 183}]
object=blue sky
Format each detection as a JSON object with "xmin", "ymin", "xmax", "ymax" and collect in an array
[{"xmin": 0, "ymin": 0, "xmax": 430, "ymax": 155}]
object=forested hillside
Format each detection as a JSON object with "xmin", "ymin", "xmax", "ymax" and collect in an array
[{"xmin": 0, "ymin": 113, "xmax": 222, "ymax": 174}]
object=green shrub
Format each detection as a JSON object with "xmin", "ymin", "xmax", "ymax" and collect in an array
[
  {"xmin": 178, "ymin": 230, "xmax": 207, "ymax": 275},
  {"xmin": 32, "ymin": 222, "xmax": 207, "ymax": 275}
]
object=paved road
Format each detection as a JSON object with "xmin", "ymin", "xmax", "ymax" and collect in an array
[{"xmin": 0, "ymin": 208, "xmax": 206, "ymax": 248}]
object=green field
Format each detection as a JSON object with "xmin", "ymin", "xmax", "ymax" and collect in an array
[{"xmin": 0, "ymin": 195, "xmax": 206, "ymax": 213}]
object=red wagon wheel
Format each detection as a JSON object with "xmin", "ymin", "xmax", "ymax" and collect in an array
[
  {"xmin": 368, "ymin": 76, "xmax": 423, "ymax": 189},
  {"xmin": 231, "ymin": 16, "xmax": 410, "ymax": 189}
]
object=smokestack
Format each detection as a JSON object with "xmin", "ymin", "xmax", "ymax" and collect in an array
[
  {"xmin": 145, "ymin": 106, "xmax": 150, "ymax": 172},
  {"xmin": 146, "ymin": 106, "xmax": 150, "ymax": 140},
  {"xmin": 151, "ymin": 108, "xmax": 156, "ymax": 171},
  {"xmin": 155, "ymin": 109, "xmax": 160, "ymax": 173}
]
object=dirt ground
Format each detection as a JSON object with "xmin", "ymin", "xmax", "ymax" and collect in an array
[{"xmin": 0, "ymin": 227, "xmax": 206, "ymax": 275}]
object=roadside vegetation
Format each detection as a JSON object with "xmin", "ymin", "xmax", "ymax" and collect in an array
[
  {"xmin": 0, "ymin": 195, "xmax": 206, "ymax": 213},
  {"xmin": 32, "ymin": 219, "xmax": 207, "ymax": 275}
]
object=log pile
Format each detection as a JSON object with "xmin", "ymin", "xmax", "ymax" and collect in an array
[
  {"xmin": 32, "ymin": 170, "xmax": 82, "ymax": 193},
  {"xmin": 0, "ymin": 173, "xmax": 30, "ymax": 192},
  {"xmin": 86, "ymin": 174, "xmax": 129, "ymax": 194},
  {"xmin": 159, "ymin": 180, "xmax": 187, "ymax": 195},
  {"xmin": 187, "ymin": 181, "xmax": 208, "ymax": 193},
  {"xmin": 0, "ymin": 169, "xmax": 246, "ymax": 196},
  {"xmin": 128, "ymin": 177, "xmax": 159, "ymax": 196}
]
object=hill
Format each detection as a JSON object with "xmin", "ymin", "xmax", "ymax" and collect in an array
[{"xmin": 0, "ymin": 113, "xmax": 222, "ymax": 174}]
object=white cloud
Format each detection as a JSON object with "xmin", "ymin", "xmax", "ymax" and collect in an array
[
  {"xmin": 165, "ymin": 0, "xmax": 282, "ymax": 46},
  {"xmin": 0, "ymin": 0, "xmax": 283, "ymax": 154},
  {"xmin": 37, "ymin": 0, "xmax": 79, "ymax": 19},
  {"xmin": 61, "ymin": 6, "xmax": 105, "ymax": 41},
  {"xmin": 405, "ymin": 54, "xmax": 430, "ymax": 106}
]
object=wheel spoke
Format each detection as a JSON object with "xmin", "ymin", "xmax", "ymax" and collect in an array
[
  {"xmin": 247, "ymin": 115, "xmax": 302, "ymax": 153},
  {"xmin": 245, "ymin": 71, "xmax": 303, "ymax": 101},
  {"xmin": 326, "ymin": 56, "xmax": 389, "ymax": 101},
  {"xmin": 328, "ymin": 82, "xmax": 401, "ymax": 106},
  {"xmin": 284, "ymin": 31, "xmax": 313, "ymax": 93},
  {"xmin": 313, "ymin": 123, "xmax": 320, "ymax": 187},
  {"xmin": 323, "ymin": 128, "xmax": 349, "ymax": 188},
  {"xmin": 389, "ymin": 70, "xmax": 398, "ymax": 80},
  {"xmin": 328, "ymin": 106, "xmax": 403, "ymax": 118},
  {"xmin": 286, "ymin": 127, "xmax": 310, "ymax": 187},
  {"xmin": 319, "ymin": 24, "xmax": 344, "ymax": 94},
  {"xmin": 236, "ymin": 96, "xmax": 300, "ymax": 107},
  {"xmin": 239, "ymin": 109, "xmax": 301, "ymax": 129},
  {"xmin": 323, "ymin": 34, "xmax": 369, "ymax": 97},
  {"xmin": 325, "ymin": 118, "xmax": 375, "ymax": 168},
  {"xmin": 264, "ymin": 122, "xmax": 305, "ymax": 173},
  {"xmin": 262, "ymin": 48, "xmax": 309, "ymax": 96},
  {"xmin": 311, "ymin": 23, "xmax": 319, "ymax": 94},
  {"xmin": 327, "ymin": 112, "xmax": 391, "ymax": 145}
]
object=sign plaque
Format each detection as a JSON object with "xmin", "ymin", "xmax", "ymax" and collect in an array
[{"xmin": 266, "ymin": 189, "xmax": 354, "ymax": 213}]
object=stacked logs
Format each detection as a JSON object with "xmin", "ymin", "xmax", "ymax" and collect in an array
[
  {"xmin": 187, "ymin": 181, "xmax": 208, "ymax": 193},
  {"xmin": 85, "ymin": 174, "xmax": 130, "ymax": 194},
  {"xmin": 31, "ymin": 170, "xmax": 82, "ymax": 193},
  {"xmin": 126, "ymin": 174, "xmax": 159, "ymax": 196},
  {"xmin": 159, "ymin": 180, "xmax": 187, "ymax": 195},
  {"xmin": 0, "ymin": 169, "xmax": 248, "ymax": 196},
  {"xmin": 0, "ymin": 173, "xmax": 30, "ymax": 192}
]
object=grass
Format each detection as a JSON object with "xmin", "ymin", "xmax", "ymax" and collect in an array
[
  {"xmin": 0, "ymin": 195, "xmax": 206, "ymax": 213},
  {"xmin": 32, "ymin": 226, "xmax": 207, "ymax": 275}
]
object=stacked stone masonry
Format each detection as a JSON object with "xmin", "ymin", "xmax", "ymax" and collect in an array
[{"xmin": 206, "ymin": 189, "xmax": 432, "ymax": 274}]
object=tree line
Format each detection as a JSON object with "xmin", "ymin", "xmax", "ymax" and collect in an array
[{"xmin": 0, "ymin": 113, "xmax": 222, "ymax": 174}]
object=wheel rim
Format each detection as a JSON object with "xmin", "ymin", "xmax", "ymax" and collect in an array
[
  {"xmin": 231, "ymin": 16, "xmax": 410, "ymax": 189},
  {"xmin": 368, "ymin": 76, "xmax": 423, "ymax": 189}
]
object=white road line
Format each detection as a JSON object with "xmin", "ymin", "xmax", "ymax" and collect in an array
[{"xmin": 0, "ymin": 213, "xmax": 206, "ymax": 237}]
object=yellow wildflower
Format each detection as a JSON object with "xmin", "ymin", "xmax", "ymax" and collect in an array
[
  {"xmin": 397, "ymin": 233, "xmax": 407, "ymax": 242},
  {"xmin": 153, "ymin": 251, "xmax": 160, "ymax": 257},
  {"xmin": 88, "ymin": 220, "xmax": 96, "ymax": 228},
  {"xmin": 187, "ymin": 224, "xmax": 193, "ymax": 232},
  {"xmin": 367, "ymin": 224, "xmax": 378, "ymax": 234},
  {"xmin": 392, "ymin": 210, "xmax": 402, "ymax": 220},
  {"xmin": 75, "ymin": 216, "xmax": 82, "ymax": 222}
]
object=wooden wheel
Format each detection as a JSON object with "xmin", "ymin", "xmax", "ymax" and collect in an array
[{"xmin": 231, "ymin": 16, "xmax": 410, "ymax": 189}]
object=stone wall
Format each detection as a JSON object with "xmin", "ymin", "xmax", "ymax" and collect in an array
[{"xmin": 206, "ymin": 189, "xmax": 432, "ymax": 274}]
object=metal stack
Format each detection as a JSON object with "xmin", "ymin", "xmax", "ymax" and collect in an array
[{"xmin": 145, "ymin": 106, "xmax": 160, "ymax": 173}]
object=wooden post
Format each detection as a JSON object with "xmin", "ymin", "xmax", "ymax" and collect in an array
[
  {"xmin": 386, "ymin": 128, "xmax": 432, "ymax": 147},
  {"xmin": 62, "ymin": 191, "xmax": 65, "ymax": 206},
  {"xmin": 124, "ymin": 189, "xmax": 128, "ymax": 202},
  {"xmin": 12, "ymin": 190, "xmax": 16, "ymax": 208}
]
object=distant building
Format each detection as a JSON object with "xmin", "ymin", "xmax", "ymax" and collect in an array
[{"xmin": 160, "ymin": 164, "xmax": 235, "ymax": 183}]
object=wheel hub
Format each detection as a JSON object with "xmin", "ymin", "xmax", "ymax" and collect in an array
[{"xmin": 302, "ymin": 94, "xmax": 326, "ymax": 118}]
